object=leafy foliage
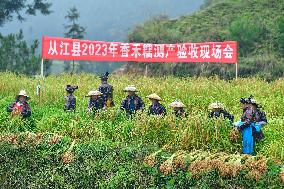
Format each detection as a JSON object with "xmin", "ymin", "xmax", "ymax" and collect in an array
[
  {"xmin": 64, "ymin": 7, "xmax": 86, "ymax": 40},
  {"xmin": 0, "ymin": 30, "xmax": 51, "ymax": 75},
  {"xmin": 63, "ymin": 7, "xmax": 87, "ymax": 74},
  {"xmin": 0, "ymin": 0, "xmax": 52, "ymax": 76},
  {"xmin": 0, "ymin": 0, "xmax": 52, "ymax": 27}
]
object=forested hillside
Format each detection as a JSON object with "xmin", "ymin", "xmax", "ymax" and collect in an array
[{"xmin": 126, "ymin": 0, "xmax": 284, "ymax": 80}]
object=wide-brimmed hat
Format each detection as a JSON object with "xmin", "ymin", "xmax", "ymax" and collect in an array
[
  {"xmin": 17, "ymin": 90, "xmax": 30, "ymax": 100},
  {"xmin": 123, "ymin": 85, "xmax": 138, "ymax": 92},
  {"xmin": 86, "ymin": 90, "xmax": 103, "ymax": 97},
  {"xmin": 169, "ymin": 100, "xmax": 186, "ymax": 108},
  {"xmin": 209, "ymin": 102, "xmax": 224, "ymax": 109},
  {"xmin": 146, "ymin": 93, "xmax": 162, "ymax": 101}
]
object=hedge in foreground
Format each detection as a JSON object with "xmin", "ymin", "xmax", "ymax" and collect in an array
[{"xmin": 0, "ymin": 132, "xmax": 283, "ymax": 188}]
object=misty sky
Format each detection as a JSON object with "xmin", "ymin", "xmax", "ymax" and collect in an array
[{"xmin": 0, "ymin": 0, "xmax": 204, "ymax": 43}]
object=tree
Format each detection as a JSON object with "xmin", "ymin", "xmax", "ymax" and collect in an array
[
  {"xmin": 0, "ymin": 30, "xmax": 51, "ymax": 75},
  {"xmin": 276, "ymin": 14, "xmax": 284, "ymax": 57},
  {"xmin": 0, "ymin": 0, "xmax": 52, "ymax": 76},
  {"xmin": 228, "ymin": 16, "xmax": 264, "ymax": 56},
  {"xmin": 0, "ymin": 0, "xmax": 52, "ymax": 27},
  {"xmin": 64, "ymin": 7, "xmax": 86, "ymax": 74}
]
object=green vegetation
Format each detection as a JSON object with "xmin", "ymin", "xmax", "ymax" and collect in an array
[
  {"xmin": 0, "ymin": 0, "xmax": 52, "ymax": 75},
  {"xmin": 127, "ymin": 0, "xmax": 284, "ymax": 80},
  {"xmin": 0, "ymin": 73, "xmax": 283, "ymax": 188}
]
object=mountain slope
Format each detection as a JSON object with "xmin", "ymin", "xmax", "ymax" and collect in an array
[{"xmin": 125, "ymin": 0, "xmax": 284, "ymax": 80}]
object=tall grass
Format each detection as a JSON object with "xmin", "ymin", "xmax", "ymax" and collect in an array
[{"xmin": 0, "ymin": 73, "xmax": 283, "ymax": 161}]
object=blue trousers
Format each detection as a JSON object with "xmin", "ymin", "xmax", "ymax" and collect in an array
[{"xmin": 241, "ymin": 125, "xmax": 254, "ymax": 154}]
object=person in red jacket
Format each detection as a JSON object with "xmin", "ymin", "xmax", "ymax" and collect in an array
[{"xmin": 7, "ymin": 90, "xmax": 31, "ymax": 118}]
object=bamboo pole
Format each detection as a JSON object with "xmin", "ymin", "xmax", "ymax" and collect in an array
[
  {"xmin": 41, "ymin": 59, "xmax": 44, "ymax": 78},
  {"xmin": 235, "ymin": 62, "xmax": 238, "ymax": 79}
]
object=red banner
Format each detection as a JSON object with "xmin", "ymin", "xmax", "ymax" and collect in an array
[{"xmin": 42, "ymin": 36, "xmax": 238, "ymax": 63}]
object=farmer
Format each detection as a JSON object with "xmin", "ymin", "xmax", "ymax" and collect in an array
[
  {"xmin": 146, "ymin": 93, "xmax": 166, "ymax": 116},
  {"xmin": 248, "ymin": 96, "xmax": 267, "ymax": 143},
  {"xmin": 234, "ymin": 96, "xmax": 257, "ymax": 154},
  {"xmin": 86, "ymin": 90, "xmax": 105, "ymax": 114},
  {"xmin": 98, "ymin": 72, "xmax": 114, "ymax": 107},
  {"xmin": 7, "ymin": 90, "xmax": 31, "ymax": 118},
  {"xmin": 169, "ymin": 100, "xmax": 187, "ymax": 118},
  {"xmin": 120, "ymin": 85, "xmax": 144, "ymax": 116},
  {"xmin": 64, "ymin": 85, "xmax": 78, "ymax": 112},
  {"xmin": 208, "ymin": 102, "xmax": 234, "ymax": 123}
]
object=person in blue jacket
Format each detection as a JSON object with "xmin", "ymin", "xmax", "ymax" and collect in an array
[
  {"xmin": 146, "ymin": 93, "xmax": 166, "ymax": 116},
  {"xmin": 86, "ymin": 90, "xmax": 105, "ymax": 114},
  {"xmin": 64, "ymin": 85, "xmax": 78, "ymax": 112},
  {"xmin": 120, "ymin": 85, "xmax": 144, "ymax": 116}
]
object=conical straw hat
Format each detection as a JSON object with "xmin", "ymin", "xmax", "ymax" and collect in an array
[
  {"xmin": 169, "ymin": 100, "xmax": 186, "ymax": 108},
  {"xmin": 123, "ymin": 85, "xmax": 138, "ymax": 92},
  {"xmin": 17, "ymin": 90, "xmax": 30, "ymax": 100},
  {"xmin": 146, "ymin": 93, "xmax": 162, "ymax": 101},
  {"xmin": 86, "ymin": 90, "xmax": 103, "ymax": 97},
  {"xmin": 209, "ymin": 102, "xmax": 224, "ymax": 109}
]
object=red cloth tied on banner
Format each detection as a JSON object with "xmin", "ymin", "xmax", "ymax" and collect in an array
[{"xmin": 42, "ymin": 36, "xmax": 237, "ymax": 63}]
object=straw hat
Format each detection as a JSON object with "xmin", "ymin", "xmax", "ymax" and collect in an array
[
  {"xmin": 146, "ymin": 93, "xmax": 162, "ymax": 101},
  {"xmin": 86, "ymin": 90, "xmax": 103, "ymax": 97},
  {"xmin": 169, "ymin": 100, "xmax": 186, "ymax": 108},
  {"xmin": 123, "ymin": 85, "xmax": 138, "ymax": 92},
  {"xmin": 209, "ymin": 102, "xmax": 224, "ymax": 109},
  {"xmin": 17, "ymin": 90, "xmax": 30, "ymax": 100}
]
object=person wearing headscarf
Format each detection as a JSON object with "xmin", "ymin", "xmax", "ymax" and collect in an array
[
  {"xmin": 248, "ymin": 96, "xmax": 267, "ymax": 143},
  {"xmin": 7, "ymin": 90, "xmax": 31, "ymax": 118},
  {"xmin": 146, "ymin": 93, "xmax": 166, "ymax": 116},
  {"xmin": 98, "ymin": 72, "xmax": 114, "ymax": 107},
  {"xmin": 120, "ymin": 85, "xmax": 144, "ymax": 116},
  {"xmin": 64, "ymin": 85, "xmax": 78, "ymax": 112},
  {"xmin": 234, "ymin": 96, "xmax": 256, "ymax": 154}
]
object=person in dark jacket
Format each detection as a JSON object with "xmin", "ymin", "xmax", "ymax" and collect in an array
[
  {"xmin": 98, "ymin": 72, "xmax": 115, "ymax": 107},
  {"xmin": 7, "ymin": 90, "xmax": 31, "ymax": 118},
  {"xmin": 64, "ymin": 85, "xmax": 78, "ymax": 112},
  {"xmin": 120, "ymin": 85, "xmax": 144, "ymax": 116},
  {"xmin": 169, "ymin": 100, "xmax": 188, "ymax": 118},
  {"xmin": 86, "ymin": 90, "xmax": 104, "ymax": 114},
  {"xmin": 146, "ymin": 93, "xmax": 166, "ymax": 116},
  {"xmin": 208, "ymin": 102, "xmax": 234, "ymax": 123},
  {"xmin": 248, "ymin": 96, "xmax": 267, "ymax": 143}
]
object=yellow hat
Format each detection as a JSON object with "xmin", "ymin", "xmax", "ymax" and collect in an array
[
  {"xmin": 169, "ymin": 100, "xmax": 186, "ymax": 108},
  {"xmin": 123, "ymin": 85, "xmax": 138, "ymax": 92},
  {"xmin": 209, "ymin": 102, "xmax": 224, "ymax": 109},
  {"xmin": 86, "ymin": 90, "xmax": 102, "ymax": 97},
  {"xmin": 146, "ymin": 93, "xmax": 162, "ymax": 101}
]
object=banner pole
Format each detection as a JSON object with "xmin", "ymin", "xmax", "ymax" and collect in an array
[
  {"xmin": 41, "ymin": 59, "xmax": 44, "ymax": 78},
  {"xmin": 235, "ymin": 62, "xmax": 238, "ymax": 79}
]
